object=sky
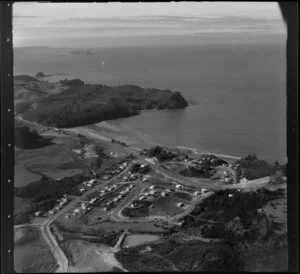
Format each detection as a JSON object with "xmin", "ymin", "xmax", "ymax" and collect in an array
[{"xmin": 13, "ymin": 2, "xmax": 286, "ymax": 48}]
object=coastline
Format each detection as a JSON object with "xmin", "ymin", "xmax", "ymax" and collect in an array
[{"xmin": 95, "ymin": 119, "xmax": 242, "ymax": 161}]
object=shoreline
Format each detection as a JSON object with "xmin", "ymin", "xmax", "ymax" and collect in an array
[{"xmin": 94, "ymin": 119, "xmax": 242, "ymax": 161}]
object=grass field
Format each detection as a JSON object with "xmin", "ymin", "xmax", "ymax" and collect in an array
[
  {"xmin": 14, "ymin": 163, "xmax": 42, "ymax": 187},
  {"xmin": 14, "ymin": 227, "xmax": 57, "ymax": 273},
  {"xmin": 150, "ymin": 196, "xmax": 185, "ymax": 216},
  {"xmin": 15, "ymin": 136, "xmax": 86, "ymax": 180}
]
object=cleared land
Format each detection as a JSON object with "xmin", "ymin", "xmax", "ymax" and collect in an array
[{"xmin": 14, "ymin": 227, "xmax": 58, "ymax": 273}]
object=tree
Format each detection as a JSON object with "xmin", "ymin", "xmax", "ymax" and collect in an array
[{"xmin": 274, "ymin": 160, "xmax": 280, "ymax": 170}]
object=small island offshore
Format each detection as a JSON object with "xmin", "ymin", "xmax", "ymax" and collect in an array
[{"xmin": 14, "ymin": 74, "xmax": 287, "ymax": 272}]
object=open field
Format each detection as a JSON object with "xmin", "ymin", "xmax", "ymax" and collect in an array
[
  {"xmin": 14, "ymin": 227, "xmax": 58, "ymax": 273},
  {"xmin": 14, "ymin": 163, "xmax": 42, "ymax": 187},
  {"xmin": 61, "ymin": 240, "xmax": 120, "ymax": 272},
  {"xmin": 15, "ymin": 135, "xmax": 86, "ymax": 180}
]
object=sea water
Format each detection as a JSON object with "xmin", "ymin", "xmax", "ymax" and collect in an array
[{"xmin": 14, "ymin": 39, "xmax": 286, "ymax": 163}]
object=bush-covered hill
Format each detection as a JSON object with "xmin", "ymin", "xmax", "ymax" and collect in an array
[
  {"xmin": 235, "ymin": 154, "xmax": 276, "ymax": 181},
  {"xmin": 15, "ymin": 126, "xmax": 53, "ymax": 149},
  {"xmin": 23, "ymin": 84, "xmax": 188, "ymax": 128}
]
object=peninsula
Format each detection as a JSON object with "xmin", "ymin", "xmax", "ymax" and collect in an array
[{"xmin": 14, "ymin": 75, "xmax": 189, "ymax": 128}]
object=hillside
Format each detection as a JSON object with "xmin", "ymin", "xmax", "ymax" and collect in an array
[
  {"xmin": 15, "ymin": 125, "xmax": 53, "ymax": 149},
  {"xmin": 22, "ymin": 83, "xmax": 189, "ymax": 128}
]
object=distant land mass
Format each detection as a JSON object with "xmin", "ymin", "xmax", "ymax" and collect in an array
[
  {"xmin": 14, "ymin": 75, "xmax": 189, "ymax": 128},
  {"xmin": 69, "ymin": 50, "xmax": 94, "ymax": 55}
]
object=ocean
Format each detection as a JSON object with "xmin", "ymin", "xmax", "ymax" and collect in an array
[{"xmin": 14, "ymin": 40, "xmax": 287, "ymax": 164}]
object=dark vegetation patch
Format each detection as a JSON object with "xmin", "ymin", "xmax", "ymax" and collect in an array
[
  {"xmin": 23, "ymin": 84, "xmax": 188, "ymax": 128},
  {"xmin": 179, "ymin": 165, "xmax": 215, "ymax": 178},
  {"xmin": 185, "ymin": 188, "xmax": 284, "ymax": 225},
  {"xmin": 35, "ymin": 72, "xmax": 46, "ymax": 78},
  {"xmin": 59, "ymin": 78, "xmax": 84, "ymax": 86},
  {"xmin": 15, "ymin": 126, "xmax": 53, "ymax": 149},
  {"xmin": 116, "ymin": 240, "xmax": 244, "ymax": 272},
  {"xmin": 143, "ymin": 146, "xmax": 178, "ymax": 161},
  {"xmin": 122, "ymin": 201, "xmax": 151, "ymax": 218},
  {"xmin": 172, "ymin": 192, "xmax": 193, "ymax": 201},
  {"xmin": 182, "ymin": 188, "xmax": 284, "ymax": 242},
  {"xmin": 235, "ymin": 153, "xmax": 276, "ymax": 181},
  {"xmin": 198, "ymin": 154, "xmax": 228, "ymax": 166},
  {"xmin": 130, "ymin": 163, "xmax": 151, "ymax": 174}
]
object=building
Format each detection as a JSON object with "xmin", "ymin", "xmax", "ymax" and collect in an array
[
  {"xmin": 228, "ymin": 194, "xmax": 234, "ymax": 198},
  {"xmin": 34, "ymin": 211, "xmax": 41, "ymax": 217},
  {"xmin": 177, "ymin": 202, "xmax": 184, "ymax": 207},
  {"xmin": 74, "ymin": 208, "xmax": 80, "ymax": 213},
  {"xmin": 79, "ymin": 188, "xmax": 85, "ymax": 192},
  {"xmin": 89, "ymin": 179, "xmax": 97, "ymax": 184},
  {"xmin": 90, "ymin": 198, "xmax": 97, "ymax": 204},
  {"xmin": 176, "ymin": 184, "xmax": 183, "ymax": 189},
  {"xmin": 149, "ymin": 185, "xmax": 155, "ymax": 190}
]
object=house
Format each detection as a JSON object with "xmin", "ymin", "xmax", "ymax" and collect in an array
[
  {"xmin": 177, "ymin": 202, "xmax": 184, "ymax": 207},
  {"xmin": 224, "ymin": 177, "xmax": 230, "ymax": 183},
  {"xmin": 90, "ymin": 198, "xmax": 97, "ymax": 204},
  {"xmin": 65, "ymin": 214, "xmax": 70, "ymax": 219},
  {"xmin": 79, "ymin": 188, "xmax": 85, "ymax": 192},
  {"xmin": 89, "ymin": 179, "xmax": 97, "ymax": 184},
  {"xmin": 142, "ymin": 178, "xmax": 148, "ymax": 182},
  {"xmin": 228, "ymin": 194, "xmax": 234, "ymax": 198},
  {"xmin": 34, "ymin": 211, "xmax": 41, "ymax": 217},
  {"xmin": 74, "ymin": 208, "xmax": 80, "ymax": 213},
  {"xmin": 194, "ymin": 191, "xmax": 200, "ymax": 196},
  {"xmin": 113, "ymin": 198, "xmax": 118, "ymax": 202},
  {"xmin": 175, "ymin": 184, "xmax": 183, "ymax": 189},
  {"xmin": 149, "ymin": 185, "xmax": 155, "ymax": 190},
  {"xmin": 48, "ymin": 210, "xmax": 54, "ymax": 215},
  {"xmin": 202, "ymin": 188, "xmax": 209, "ymax": 193},
  {"xmin": 59, "ymin": 201, "xmax": 66, "ymax": 206},
  {"xmin": 257, "ymin": 208, "xmax": 263, "ymax": 213}
]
